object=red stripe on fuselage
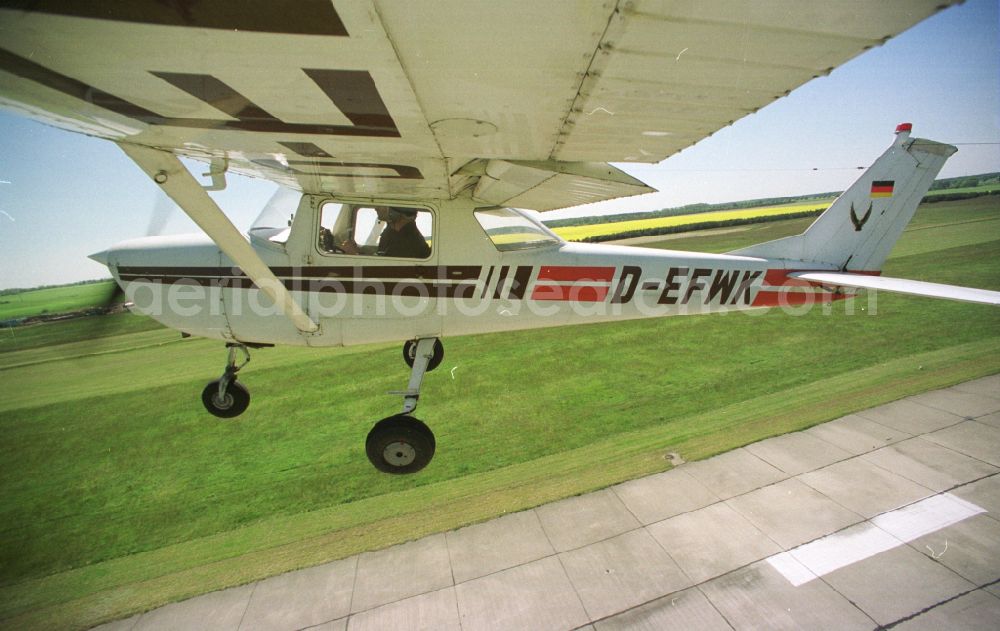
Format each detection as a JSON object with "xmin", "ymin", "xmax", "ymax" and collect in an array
[
  {"xmin": 530, "ymin": 285, "xmax": 609, "ymax": 302},
  {"xmin": 764, "ymin": 269, "xmax": 882, "ymax": 287},
  {"xmin": 756, "ymin": 268, "xmax": 875, "ymax": 307},
  {"xmin": 763, "ymin": 269, "xmax": 814, "ymax": 288},
  {"xmin": 537, "ymin": 266, "xmax": 615, "ymax": 282},
  {"xmin": 751, "ymin": 291, "xmax": 853, "ymax": 307}
]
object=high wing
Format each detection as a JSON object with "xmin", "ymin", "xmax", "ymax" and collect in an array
[
  {"xmin": 0, "ymin": 0, "xmax": 957, "ymax": 210},
  {"xmin": 792, "ymin": 272, "xmax": 1000, "ymax": 307}
]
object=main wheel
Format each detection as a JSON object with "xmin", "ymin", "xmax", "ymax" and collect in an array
[
  {"xmin": 403, "ymin": 339, "xmax": 444, "ymax": 372},
  {"xmin": 366, "ymin": 414, "xmax": 436, "ymax": 474},
  {"xmin": 201, "ymin": 379, "xmax": 250, "ymax": 418}
]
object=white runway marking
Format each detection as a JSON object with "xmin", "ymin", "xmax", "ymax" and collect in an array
[{"xmin": 768, "ymin": 493, "xmax": 985, "ymax": 586}]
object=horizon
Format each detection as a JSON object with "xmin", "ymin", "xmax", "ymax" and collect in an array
[
  {"xmin": 0, "ymin": 0, "xmax": 997, "ymax": 290},
  {"xmin": 4, "ymin": 169, "xmax": 996, "ymax": 294}
]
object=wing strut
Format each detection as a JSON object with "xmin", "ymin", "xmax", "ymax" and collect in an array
[{"xmin": 117, "ymin": 142, "xmax": 319, "ymax": 334}]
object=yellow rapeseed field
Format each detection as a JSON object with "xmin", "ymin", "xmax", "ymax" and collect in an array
[{"xmin": 551, "ymin": 202, "xmax": 829, "ymax": 241}]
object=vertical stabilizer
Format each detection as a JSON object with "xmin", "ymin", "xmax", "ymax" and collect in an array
[{"xmin": 729, "ymin": 125, "xmax": 957, "ymax": 271}]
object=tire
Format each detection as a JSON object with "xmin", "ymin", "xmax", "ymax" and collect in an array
[
  {"xmin": 365, "ymin": 414, "xmax": 436, "ymax": 474},
  {"xmin": 402, "ymin": 339, "xmax": 444, "ymax": 372},
  {"xmin": 201, "ymin": 379, "xmax": 250, "ymax": 418}
]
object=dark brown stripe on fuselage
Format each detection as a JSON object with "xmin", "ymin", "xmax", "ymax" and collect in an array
[
  {"xmin": 118, "ymin": 265, "xmax": 483, "ymax": 281},
  {"xmin": 508, "ymin": 266, "xmax": 533, "ymax": 300},
  {"xmin": 118, "ymin": 266, "xmax": 244, "ymax": 278},
  {"xmin": 492, "ymin": 266, "xmax": 510, "ymax": 300},
  {"xmin": 118, "ymin": 266, "xmax": 485, "ymax": 299},
  {"xmin": 119, "ymin": 274, "xmax": 479, "ymax": 299},
  {"xmin": 480, "ymin": 267, "xmax": 495, "ymax": 299}
]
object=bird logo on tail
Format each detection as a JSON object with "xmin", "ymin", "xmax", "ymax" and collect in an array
[{"xmin": 850, "ymin": 201, "xmax": 872, "ymax": 231}]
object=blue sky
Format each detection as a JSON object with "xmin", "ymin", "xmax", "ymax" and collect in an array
[{"xmin": 0, "ymin": 0, "xmax": 997, "ymax": 290}]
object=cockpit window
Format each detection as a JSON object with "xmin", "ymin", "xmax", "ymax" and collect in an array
[
  {"xmin": 319, "ymin": 203, "xmax": 433, "ymax": 259},
  {"xmin": 474, "ymin": 207, "xmax": 562, "ymax": 251},
  {"xmin": 249, "ymin": 187, "xmax": 299, "ymax": 244}
]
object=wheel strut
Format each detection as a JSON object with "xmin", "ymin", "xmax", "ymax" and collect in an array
[
  {"xmin": 367, "ymin": 337, "xmax": 441, "ymax": 474},
  {"xmin": 217, "ymin": 343, "xmax": 251, "ymax": 400},
  {"xmin": 390, "ymin": 337, "xmax": 440, "ymax": 414}
]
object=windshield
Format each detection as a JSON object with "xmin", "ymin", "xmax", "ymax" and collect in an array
[
  {"xmin": 474, "ymin": 207, "xmax": 563, "ymax": 251},
  {"xmin": 249, "ymin": 187, "xmax": 300, "ymax": 243}
]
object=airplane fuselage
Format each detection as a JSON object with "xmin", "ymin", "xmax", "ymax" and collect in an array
[{"xmin": 103, "ymin": 195, "xmax": 843, "ymax": 347}]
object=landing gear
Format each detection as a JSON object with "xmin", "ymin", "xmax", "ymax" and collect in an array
[
  {"xmin": 202, "ymin": 343, "xmax": 251, "ymax": 418},
  {"xmin": 197, "ymin": 339, "xmax": 441, "ymax": 473},
  {"xmin": 202, "ymin": 379, "xmax": 250, "ymax": 418},
  {"xmin": 403, "ymin": 338, "xmax": 444, "ymax": 372},
  {"xmin": 365, "ymin": 337, "xmax": 441, "ymax": 474},
  {"xmin": 366, "ymin": 414, "xmax": 436, "ymax": 474}
]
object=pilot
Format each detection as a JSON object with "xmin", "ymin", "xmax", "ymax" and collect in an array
[
  {"xmin": 339, "ymin": 206, "xmax": 430, "ymax": 258},
  {"xmin": 378, "ymin": 207, "xmax": 431, "ymax": 258}
]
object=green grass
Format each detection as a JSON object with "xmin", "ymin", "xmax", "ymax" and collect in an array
[
  {"xmin": 0, "ymin": 282, "xmax": 117, "ymax": 320},
  {"xmin": 631, "ymin": 216, "xmax": 818, "ymax": 253},
  {"xmin": 0, "ymin": 312, "xmax": 164, "ymax": 355},
  {"xmin": 0, "ymin": 198, "xmax": 998, "ymax": 629},
  {"xmin": 632, "ymin": 196, "xmax": 1000, "ymax": 255},
  {"xmin": 925, "ymin": 183, "xmax": 1000, "ymax": 196}
]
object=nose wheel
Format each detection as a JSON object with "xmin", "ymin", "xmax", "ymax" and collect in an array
[
  {"xmin": 202, "ymin": 379, "xmax": 250, "ymax": 418},
  {"xmin": 366, "ymin": 337, "xmax": 441, "ymax": 474},
  {"xmin": 202, "ymin": 343, "xmax": 251, "ymax": 418},
  {"xmin": 403, "ymin": 338, "xmax": 444, "ymax": 372}
]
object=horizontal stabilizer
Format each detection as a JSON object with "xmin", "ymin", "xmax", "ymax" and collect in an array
[{"xmin": 792, "ymin": 272, "xmax": 1000, "ymax": 306}]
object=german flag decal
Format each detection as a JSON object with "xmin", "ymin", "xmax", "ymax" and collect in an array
[{"xmin": 871, "ymin": 180, "xmax": 894, "ymax": 198}]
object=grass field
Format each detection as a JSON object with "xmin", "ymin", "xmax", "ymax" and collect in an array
[
  {"xmin": 925, "ymin": 183, "xmax": 1000, "ymax": 197},
  {"xmin": 549, "ymin": 186, "xmax": 1000, "ymax": 243},
  {"xmin": 0, "ymin": 282, "xmax": 117, "ymax": 321},
  {"xmin": 1, "ymin": 197, "xmax": 998, "ymax": 629},
  {"xmin": 550, "ymin": 202, "xmax": 829, "ymax": 241}
]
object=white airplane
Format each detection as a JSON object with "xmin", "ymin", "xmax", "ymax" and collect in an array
[{"xmin": 1, "ymin": 1, "xmax": 997, "ymax": 474}]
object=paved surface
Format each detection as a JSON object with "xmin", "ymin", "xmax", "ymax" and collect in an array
[{"xmin": 97, "ymin": 376, "xmax": 1000, "ymax": 630}]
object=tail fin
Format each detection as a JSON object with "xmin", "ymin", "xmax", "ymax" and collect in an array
[{"xmin": 729, "ymin": 124, "xmax": 957, "ymax": 271}]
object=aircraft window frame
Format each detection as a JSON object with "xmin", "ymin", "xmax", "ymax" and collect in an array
[
  {"xmin": 473, "ymin": 207, "xmax": 563, "ymax": 252},
  {"xmin": 317, "ymin": 202, "xmax": 434, "ymax": 260}
]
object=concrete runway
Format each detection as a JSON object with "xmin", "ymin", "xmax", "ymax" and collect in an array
[{"xmin": 97, "ymin": 375, "xmax": 1000, "ymax": 630}]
